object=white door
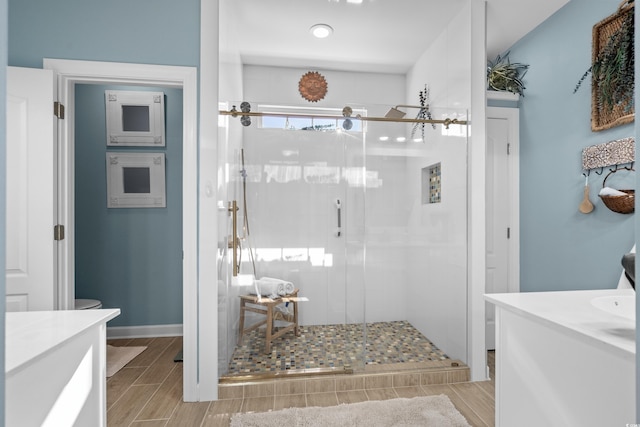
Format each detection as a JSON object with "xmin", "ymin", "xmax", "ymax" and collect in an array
[
  {"xmin": 486, "ymin": 107, "xmax": 519, "ymax": 349},
  {"xmin": 6, "ymin": 66, "xmax": 56, "ymax": 311}
]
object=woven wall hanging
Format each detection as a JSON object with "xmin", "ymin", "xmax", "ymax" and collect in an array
[{"xmin": 590, "ymin": 0, "xmax": 635, "ymax": 131}]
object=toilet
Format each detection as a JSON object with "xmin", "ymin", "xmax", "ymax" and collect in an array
[{"xmin": 75, "ymin": 299, "xmax": 102, "ymax": 310}]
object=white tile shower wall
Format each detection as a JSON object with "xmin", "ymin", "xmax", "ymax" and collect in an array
[
  {"xmin": 407, "ymin": 4, "xmax": 471, "ymax": 109},
  {"xmin": 241, "ymin": 126, "xmax": 345, "ymax": 326},
  {"xmin": 405, "ymin": 132, "xmax": 468, "ymax": 362},
  {"xmin": 364, "ymin": 154, "xmax": 409, "ymax": 321},
  {"xmin": 405, "ymin": 4, "xmax": 472, "ymax": 363},
  {"xmin": 219, "ymin": 0, "xmax": 243, "ymax": 102},
  {"xmin": 241, "ymin": 65, "xmax": 406, "ymax": 326},
  {"xmin": 243, "ymin": 65, "xmax": 405, "ymax": 113}
]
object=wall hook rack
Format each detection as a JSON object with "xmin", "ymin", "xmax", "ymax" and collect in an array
[{"xmin": 582, "ymin": 137, "xmax": 635, "ymax": 171}]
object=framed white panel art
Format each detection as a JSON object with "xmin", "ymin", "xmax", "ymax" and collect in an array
[
  {"xmin": 106, "ymin": 152, "xmax": 166, "ymax": 208},
  {"xmin": 105, "ymin": 90, "xmax": 165, "ymax": 146}
]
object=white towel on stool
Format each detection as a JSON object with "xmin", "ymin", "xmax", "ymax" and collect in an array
[{"xmin": 254, "ymin": 277, "xmax": 295, "ymax": 298}]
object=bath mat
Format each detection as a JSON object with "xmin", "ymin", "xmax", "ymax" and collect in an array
[
  {"xmin": 230, "ymin": 394, "xmax": 471, "ymax": 427},
  {"xmin": 106, "ymin": 345, "xmax": 147, "ymax": 377}
]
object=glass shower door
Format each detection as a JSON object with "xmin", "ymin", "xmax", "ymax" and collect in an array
[
  {"xmin": 362, "ymin": 104, "xmax": 469, "ymax": 367},
  {"xmin": 217, "ymin": 102, "xmax": 366, "ymax": 377}
]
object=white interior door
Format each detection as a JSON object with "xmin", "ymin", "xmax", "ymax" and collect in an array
[
  {"xmin": 486, "ymin": 108, "xmax": 518, "ymax": 349},
  {"xmin": 6, "ymin": 66, "xmax": 56, "ymax": 311}
]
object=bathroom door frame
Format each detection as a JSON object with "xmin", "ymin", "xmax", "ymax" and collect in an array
[
  {"xmin": 485, "ymin": 105, "xmax": 520, "ymax": 350},
  {"xmin": 43, "ymin": 58, "xmax": 200, "ymax": 401}
]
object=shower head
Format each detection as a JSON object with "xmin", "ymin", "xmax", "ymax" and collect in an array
[{"xmin": 384, "ymin": 107, "xmax": 406, "ymax": 119}]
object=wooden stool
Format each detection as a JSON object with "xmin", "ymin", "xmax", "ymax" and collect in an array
[{"xmin": 238, "ymin": 289, "xmax": 300, "ymax": 353}]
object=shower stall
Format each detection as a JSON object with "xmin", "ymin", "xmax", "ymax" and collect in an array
[{"xmin": 217, "ymin": 102, "xmax": 469, "ymax": 380}]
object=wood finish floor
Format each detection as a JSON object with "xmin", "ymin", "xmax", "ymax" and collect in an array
[{"xmin": 107, "ymin": 337, "xmax": 496, "ymax": 426}]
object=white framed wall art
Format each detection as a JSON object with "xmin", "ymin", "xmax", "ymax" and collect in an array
[
  {"xmin": 105, "ymin": 90, "xmax": 165, "ymax": 146},
  {"xmin": 106, "ymin": 152, "xmax": 166, "ymax": 208}
]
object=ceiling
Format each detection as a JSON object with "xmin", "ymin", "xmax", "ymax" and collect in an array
[{"xmin": 230, "ymin": 0, "xmax": 570, "ymax": 74}]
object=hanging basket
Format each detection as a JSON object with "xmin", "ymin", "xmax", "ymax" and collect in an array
[{"xmin": 599, "ymin": 168, "xmax": 635, "ymax": 214}]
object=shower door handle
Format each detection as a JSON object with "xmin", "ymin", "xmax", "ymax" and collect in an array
[
  {"xmin": 335, "ymin": 199, "xmax": 342, "ymax": 237},
  {"xmin": 228, "ymin": 200, "xmax": 239, "ymax": 276}
]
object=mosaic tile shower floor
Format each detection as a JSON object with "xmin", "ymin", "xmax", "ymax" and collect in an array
[{"xmin": 226, "ymin": 320, "xmax": 450, "ymax": 376}]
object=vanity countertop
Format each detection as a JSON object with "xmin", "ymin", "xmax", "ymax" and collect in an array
[
  {"xmin": 6, "ymin": 309, "xmax": 120, "ymax": 374},
  {"xmin": 485, "ymin": 289, "xmax": 635, "ymax": 359}
]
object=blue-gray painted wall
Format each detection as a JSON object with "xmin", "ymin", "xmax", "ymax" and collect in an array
[
  {"xmin": 1, "ymin": 0, "xmax": 8, "ymax": 422},
  {"xmin": 508, "ymin": 0, "xmax": 635, "ymax": 293},
  {"xmin": 8, "ymin": 0, "xmax": 199, "ymax": 68},
  {"xmin": 75, "ymin": 85, "xmax": 183, "ymax": 327},
  {"xmin": 7, "ymin": 0, "xmax": 199, "ymax": 329}
]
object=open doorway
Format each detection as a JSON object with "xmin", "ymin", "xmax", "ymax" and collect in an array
[
  {"xmin": 43, "ymin": 59, "xmax": 201, "ymax": 401},
  {"xmin": 74, "ymin": 83, "xmax": 183, "ymax": 331}
]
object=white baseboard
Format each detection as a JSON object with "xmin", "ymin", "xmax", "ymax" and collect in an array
[{"xmin": 107, "ymin": 324, "xmax": 183, "ymax": 339}]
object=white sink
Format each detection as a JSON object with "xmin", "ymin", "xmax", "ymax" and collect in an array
[{"xmin": 591, "ymin": 295, "xmax": 635, "ymax": 321}]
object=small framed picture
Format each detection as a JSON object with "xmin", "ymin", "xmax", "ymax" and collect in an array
[
  {"xmin": 105, "ymin": 90, "xmax": 165, "ymax": 146},
  {"xmin": 106, "ymin": 152, "xmax": 166, "ymax": 208}
]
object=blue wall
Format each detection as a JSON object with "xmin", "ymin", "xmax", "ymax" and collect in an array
[
  {"xmin": 8, "ymin": 0, "xmax": 199, "ymax": 329},
  {"xmin": 508, "ymin": 0, "xmax": 635, "ymax": 292},
  {"xmin": 8, "ymin": 0, "xmax": 199, "ymax": 68},
  {"xmin": 75, "ymin": 85, "xmax": 183, "ymax": 327}
]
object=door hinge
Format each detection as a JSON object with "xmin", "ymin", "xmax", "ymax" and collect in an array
[
  {"xmin": 507, "ymin": 143, "xmax": 511, "ymax": 155},
  {"xmin": 54, "ymin": 101, "xmax": 65, "ymax": 119},
  {"xmin": 54, "ymin": 224, "xmax": 65, "ymax": 241},
  {"xmin": 507, "ymin": 227, "xmax": 511, "ymax": 239}
]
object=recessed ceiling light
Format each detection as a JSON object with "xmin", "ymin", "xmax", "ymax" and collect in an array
[
  {"xmin": 347, "ymin": 0, "xmax": 363, "ymax": 3},
  {"xmin": 379, "ymin": 136, "xmax": 389, "ymax": 141},
  {"xmin": 310, "ymin": 24, "xmax": 333, "ymax": 39},
  {"xmin": 396, "ymin": 137, "xmax": 406, "ymax": 142}
]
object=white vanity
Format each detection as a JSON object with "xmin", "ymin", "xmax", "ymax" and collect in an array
[
  {"xmin": 486, "ymin": 289, "xmax": 635, "ymax": 427},
  {"xmin": 6, "ymin": 309, "xmax": 120, "ymax": 426}
]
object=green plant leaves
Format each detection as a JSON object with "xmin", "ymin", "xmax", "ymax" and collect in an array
[
  {"xmin": 574, "ymin": 8, "xmax": 634, "ymax": 113},
  {"xmin": 487, "ymin": 51, "xmax": 529, "ymax": 96}
]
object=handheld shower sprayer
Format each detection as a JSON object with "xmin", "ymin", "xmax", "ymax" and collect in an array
[
  {"xmin": 240, "ymin": 149, "xmax": 248, "ymax": 182},
  {"xmin": 239, "ymin": 148, "xmax": 256, "ymax": 277}
]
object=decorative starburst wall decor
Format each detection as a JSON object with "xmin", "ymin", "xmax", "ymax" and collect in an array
[{"xmin": 299, "ymin": 71, "xmax": 328, "ymax": 102}]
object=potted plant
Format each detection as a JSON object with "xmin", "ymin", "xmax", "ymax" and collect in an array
[{"xmin": 487, "ymin": 51, "xmax": 529, "ymax": 96}]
